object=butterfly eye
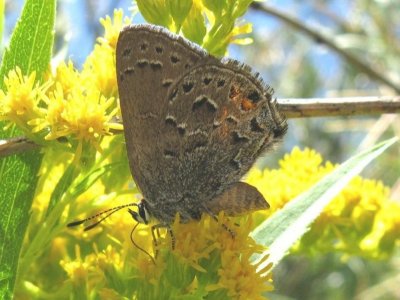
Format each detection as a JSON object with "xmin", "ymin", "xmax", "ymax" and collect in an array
[
  {"xmin": 130, "ymin": 200, "xmax": 150, "ymax": 225},
  {"xmin": 128, "ymin": 207, "xmax": 148, "ymax": 224},
  {"xmin": 139, "ymin": 203, "xmax": 147, "ymax": 224}
]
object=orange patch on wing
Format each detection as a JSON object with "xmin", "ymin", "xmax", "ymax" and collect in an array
[
  {"xmin": 240, "ymin": 98, "xmax": 257, "ymax": 111},
  {"xmin": 229, "ymin": 85, "xmax": 257, "ymax": 111}
]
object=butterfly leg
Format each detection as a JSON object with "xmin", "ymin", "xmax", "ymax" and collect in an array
[
  {"xmin": 220, "ymin": 221, "xmax": 236, "ymax": 239},
  {"xmin": 202, "ymin": 205, "xmax": 236, "ymax": 238},
  {"xmin": 151, "ymin": 224, "xmax": 176, "ymax": 253}
]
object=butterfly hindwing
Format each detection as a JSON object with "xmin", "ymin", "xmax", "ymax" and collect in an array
[
  {"xmin": 205, "ymin": 182, "xmax": 269, "ymax": 216},
  {"xmin": 157, "ymin": 62, "xmax": 286, "ymax": 213}
]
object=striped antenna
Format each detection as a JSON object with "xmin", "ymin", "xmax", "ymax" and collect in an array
[{"xmin": 67, "ymin": 203, "xmax": 138, "ymax": 231}]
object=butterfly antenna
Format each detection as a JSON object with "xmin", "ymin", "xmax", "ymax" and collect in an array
[
  {"xmin": 130, "ymin": 223, "xmax": 156, "ymax": 265},
  {"xmin": 67, "ymin": 203, "xmax": 138, "ymax": 231}
]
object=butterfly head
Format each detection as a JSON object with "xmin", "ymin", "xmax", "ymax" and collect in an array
[{"xmin": 128, "ymin": 199, "xmax": 151, "ymax": 224}]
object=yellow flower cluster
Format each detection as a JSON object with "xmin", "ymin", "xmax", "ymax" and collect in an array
[
  {"xmin": 0, "ymin": 10, "xmax": 129, "ymax": 155},
  {"xmin": 60, "ymin": 212, "xmax": 273, "ymax": 299},
  {"xmin": 168, "ymin": 213, "xmax": 273, "ymax": 299},
  {"xmin": 43, "ymin": 207, "xmax": 272, "ymax": 299},
  {"xmin": 246, "ymin": 147, "xmax": 400, "ymax": 259},
  {"xmin": 0, "ymin": 68, "xmax": 52, "ymax": 139}
]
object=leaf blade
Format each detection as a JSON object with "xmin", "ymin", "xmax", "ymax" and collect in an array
[
  {"xmin": 250, "ymin": 137, "xmax": 398, "ymax": 273},
  {"xmin": 0, "ymin": 0, "xmax": 56, "ymax": 298},
  {"xmin": 0, "ymin": 0, "xmax": 55, "ymax": 84}
]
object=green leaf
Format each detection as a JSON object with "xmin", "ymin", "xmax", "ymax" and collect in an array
[
  {"xmin": 0, "ymin": 0, "xmax": 56, "ymax": 298},
  {"xmin": 202, "ymin": 0, "xmax": 226, "ymax": 18},
  {"xmin": 0, "ymin": 0, "xmax": 55, "ymax": 84},
  {"xmin": 69, "ymin": 162, "xmax": 125, "ymax": 199},
  {"xmin": 233, "ymin": 0, "xmax": 254, "ymax": 18},
  {"xmin": 182, "ymin": 3, "xmax": 207, "ymax": 46},
  {"xmin": 250, "ymin": 137, "xmax": 398, "ymax": 274},
  {"xmin": 166, "ymin": 0, "xmax": 193, "ymax": 32},
  {"xmin": 136, "ymin": 0, "xmax": 173, "ymax": 30},
  {"xmin": 46, "ymin": 163, "xmax": 79, "ymax": 216}
]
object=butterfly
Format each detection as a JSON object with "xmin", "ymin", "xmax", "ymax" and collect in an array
[{"xmin": 115, "ymin": 24, "xmax": 287, "ymax": 226}]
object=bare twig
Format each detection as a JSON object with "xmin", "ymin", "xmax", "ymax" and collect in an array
[
  {"xmin": 250, "ymin": 3, "xmax": 400, "ymax": 94},
  {"xmin": 0, "ymin": 136, "xmax": 40, "ymax": 157},
  {"xmin": 277, "ymin": 96, "xmax": 400, "ymax": 118},
  {"xmin": 1, "ymin": 96, "xmax": 399, "ymax": 157}
]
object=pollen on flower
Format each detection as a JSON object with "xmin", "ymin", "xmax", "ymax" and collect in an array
[
  {"xmin": 83, "ymin": 45, "xmax": 118, "ymax": 98},
  {"xmin": 0, "ymin": 67, "xmax": 51, "ymax": 130},
  {"xmin": 82, "ymin": 10, "xmax": 131, "ymax": 98},
  {"xmin": 60, "ymin": 245, "xmax": 92, "ymax": 282},
  {"xmin": 98, "ymin": 9, "xmax": 131, "ymax": 49},
  {"xmin": 45, "ymin": 85, "xmax": 119, "ymax": 148},
  {"xmin": 167, "ymin": 214, "xmax": 217, "ymax": 272},
  {"xmin": 207, "ymin": 251, "xmax": 273, "ymax": 300},
  {"xmin": 148, "ymin": 212, "xmax": 273, "ymax": 298},
  {"xmin": 51, "ymin": 61, "xmax": 80, "ymax": 95}
]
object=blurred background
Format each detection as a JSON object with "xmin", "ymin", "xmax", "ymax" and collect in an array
[{"xmin": 3, "ymin": 0, "xmax": 400, "ymax": 299}]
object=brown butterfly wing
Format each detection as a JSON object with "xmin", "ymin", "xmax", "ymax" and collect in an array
[
  {"xmin": 159, "ymin": 62, "xmax": 286, "ymax": 217},
  {"xmin": 116, "ymin": 24, "xmax": 215, "ymax": 204},
  {"xmin": 205, "ymin": 182, "xmax": 269, "ymax": 216},
  {"xmin": 117, "ymin": 25, "xmax": 287, "ymax": 223}
]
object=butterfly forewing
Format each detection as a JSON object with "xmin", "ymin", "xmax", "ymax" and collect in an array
[{"xmin": 116, "ymin": 24, "xmax": 214, "ymax": 204}]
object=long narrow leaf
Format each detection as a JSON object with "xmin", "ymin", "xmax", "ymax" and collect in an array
[
  {"xmin": 250, "ymin": 137, "xmax": 398, "ymax": 274},
  {"xmin": 0, "ymin": 0, "xmax": 56, "ymax": 298},
  {"xmin": 0, "ymin": 0, "xmax": 55, "ymax": 82}
]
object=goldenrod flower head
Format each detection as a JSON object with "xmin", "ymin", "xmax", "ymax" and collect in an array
[
  {"xmin": 33, "ymin": 84, "xmax": 118, "ymax": 151},
  {"xmin": 60, "ymin": 245, "xmax": 92, "ymax": 283},
  {"xmin": 83, "ymin": 45, "xmax": 118, "ymax": 98},
  {"xmin": 28, "ymin": 9, "xmax": 127, "ymax": 150},
  {"xmin": 143, "ymin": 212, "xmax": 273, "ymax": 299},
  {"xmin": 207, "ymin": 251, "xmax": 273, "ymax": 300},
  {"xmin": 361, "ymin": 201, "xmax": 400, "ymax": 258},
  {"xmin": 83, "ymin": 9, "xmax": 130, "ymax": 98},
  {"xmin": 0, "ymin": 67, "xmax": 51, "ymax": 132},
  {"xmin": 247, "ymin": 147, "xmax": 400, "ymax": 259},
  {"xmin": 51, "ymin": 61, "xmax": 80, "ymax": 95},
  {"xmin": 66, "ymin": 95, "xmax": 116, "ymax": 147},
  {"xmin": 96, "ymin": 244, "xmax": 123, "ymax": 269},
  {"xmin": 1, "ymin": 10, "xmax": 125, "ymax": 152},
  {"xmin": 98, "ymin": 9, "xmax": 131, "ymax": 49},
  {"xmin": 63, "ymin": 210, "xmax": 273, "ymax": 299}
]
